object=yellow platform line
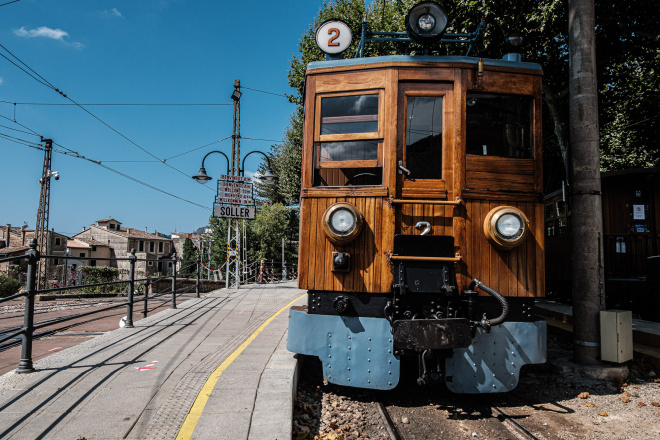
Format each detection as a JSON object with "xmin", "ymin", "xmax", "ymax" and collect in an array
[{"xmin": 176, "ymin": 293, "xmax": 306, "ymax": 440}]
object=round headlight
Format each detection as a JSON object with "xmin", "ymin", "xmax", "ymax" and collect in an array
[
  {"xmin": 483, "ymin": 206, "xmax": 529, "ymax": 249},
  {"xmin": 496, "ymin": 213, "xmax": 523, "ymax": 239},
  {"xmin": 418, "ymin": 14, "xmax": 435, "ymax": 32},
  {"xmin": 322, "ymin": 203, "xmax": 364, "ymax": 243},
  {"xmin": 405, "ymin": 1, "xmax": 448, "ymax": 45}
]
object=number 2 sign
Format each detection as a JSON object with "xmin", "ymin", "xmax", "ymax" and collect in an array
[{"xmin": 315, "ymin": 20, "xmax": 353, "ymax": 55}]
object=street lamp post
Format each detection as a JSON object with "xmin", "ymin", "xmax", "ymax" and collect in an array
[{"xmin": 192, "ymin": 80, "xmax": 278, "ymax": 290}]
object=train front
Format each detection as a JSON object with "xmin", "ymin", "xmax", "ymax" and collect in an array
[{"xmin": 288, "ymin": 2, "xmax": 546, "ymax": 393}]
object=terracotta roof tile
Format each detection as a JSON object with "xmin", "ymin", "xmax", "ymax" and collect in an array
[{"xmin": 96, "ymin": 218, "xmax": 122, "ymax": 224}]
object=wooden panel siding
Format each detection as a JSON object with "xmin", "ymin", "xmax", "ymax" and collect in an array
[
  {"xmin": 463, "ymin": 198, "xmax": 544, "ymax": 297},
  {"xmin": 466, "ymin": 156, "xmax": 536, "ymax": 192},
  {"xmin": 298, "ymin": 195, "xmax": 393, "ymax": 293}
]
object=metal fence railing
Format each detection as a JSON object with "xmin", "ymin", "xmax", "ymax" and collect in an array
[{"xmin": 0, "ymin": 238, "xmax": 216, "ymax": 374}]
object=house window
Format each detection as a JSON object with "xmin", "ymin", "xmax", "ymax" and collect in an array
[
  {"xmin": 157, "ymin": 262, "xmax": 163, "ymax": 272},
  {"xmin": 55, "ymin": 237, "xmax": 61, "ymax": 246},
  {"xmin": 149, "ymin": 242, "xmax": 155, "ymax": 253},
  {"xmin": 54, "ymin": 258, "xmax": 59, "ymax": 265},
  {"xmin": 109, "ymin": 224, "xmax": 116, "ymax": 230},
  {"xmin": 91, "ymin": 260, "xmax": 96, "ymax": 267},
  {"xmin": 80, "ymin": 253, "xmax": 85, "ymax": 258},
  {"xmin": 139, "ymin": 241, "xmax": 144, "ymax": 252},
  {"xmin": 158, "ymin": 242, "xmax": 164, "ymax": 253},
  {"xmin": 148, "ymin": 261, "xmax": 153, "ymax": 266},
  {"xmin": 92, "ymin": 245, "xmax": 97, "ymax": 251}
]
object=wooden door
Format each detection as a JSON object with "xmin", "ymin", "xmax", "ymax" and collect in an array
[{"xmin": 395, "ymin": 82, "xmax": 456, "ymax": 237}]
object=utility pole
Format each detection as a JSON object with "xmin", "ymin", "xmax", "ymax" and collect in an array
[
  {"xmin": 568, "ymin": 0, "xmax": 605, "ymax": 364},
  {"xmin": 35, "ymin": 138, "xmax": 53, "ymax": 291},
  {"xmin": 227, "ymin": 79, "xmax": 241, "ymax": 289}
]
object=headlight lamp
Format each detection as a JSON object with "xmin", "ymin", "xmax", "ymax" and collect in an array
[
  {"xmin": 483, "ymin": 206, "xmax": 529, "ymax": 249},
  {"xmin": 418, "ymin": 14, "xmax": 436, "ymax": 32},
  {"xmin": 405, "ymin": 1, "xmax": 448, "ymax": 45},
  {"xmin": 322, "ymin": 203, "xmax": 364, "ymax": 243}
]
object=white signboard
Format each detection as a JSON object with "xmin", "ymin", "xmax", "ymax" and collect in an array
[
  {"xmin": 214, "ymin": 205, "xmax": 255, "ymax": 219},
  {"xmin": 633, "ymin": 205, "xmax": 645, "ymax": 220},
  {"xmin": 217, "ymin": 176, "xmax": 254, "ymax": 206},
  {"xmin": 316, "ymin": 19, "xmax": 352, "ymax": 55}
]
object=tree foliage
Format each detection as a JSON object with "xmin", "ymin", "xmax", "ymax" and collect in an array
[
  {"xmin": 181, "ymin": 237, "xmax": 197, "ymax": 278},
  {"xmin": 278, "ymin": 0, "xmax": 658, "ymax": 194},
  {"xmin": 0, "ymin": 274, "xmax": 22, "ymax": 298}
]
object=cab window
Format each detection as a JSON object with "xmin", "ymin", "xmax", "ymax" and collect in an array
[
  {"xmin": 466, "ymin": 93, "xmax": 532, "ymax": 158},
  {"xmin": 314, "ymin": 92, "xmax": 383, "ymax": 187},
  {"xmin": 405, "ymin": 96, "xmax": 443, "ymax": 179}
]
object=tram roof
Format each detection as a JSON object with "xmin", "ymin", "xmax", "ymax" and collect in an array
[{"xmin": 307, "ymin": 55, "xmax": 542, "ymax": 73}]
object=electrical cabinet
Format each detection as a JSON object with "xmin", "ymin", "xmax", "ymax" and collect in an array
[{"xmin": 600, "ymin": 310, "xmax": 633, "ymax": 363}]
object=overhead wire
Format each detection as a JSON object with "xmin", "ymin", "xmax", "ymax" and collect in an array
[
  {"xmin": 241, "ymin": 86, "xmax": 289, "ymax": 98},
  {"xmin": 0, "ymin": 1, "xmax": 21, "ymax": 7},
  {"xmin": 0, "ymin": 42, "xmax": 217, "ymax": 190},
  {"xmin": 0, "ymin": 121, "xmax": 212, "ymax": 211},
  {"xmin": 163, "ymin": 135, "xmax": 232, "ymax": 161},
  {"xmin": 0, "ymin": 101, "xmax": 232, "ymax": 106}
]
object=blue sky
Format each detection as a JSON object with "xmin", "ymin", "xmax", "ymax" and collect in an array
[{"xmin": 0, "ymin": 0, "xmax": 329, "ymax": 237}]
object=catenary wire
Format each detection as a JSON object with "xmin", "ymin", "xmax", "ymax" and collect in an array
[
  {"xmin": 0, "ymin": 124, "xmax": 213, "ymax": 211},
  {"xmin": 0, "ymin": 43, "xmax": 215, "ymax": 191},
  {"xmin": 0, "ymin": 101, "xmax": 232, "ymax": 106},
  {"xmin": 0, "ymin": 1, "xmax": 21, "ymax": 7},
  {"xmin": 241, "ymin": 87, "xmax": 289, "ymax": 98},
  {"xmin": 163, "ymin": 135, "xmax": 233, "ymax": 161}
]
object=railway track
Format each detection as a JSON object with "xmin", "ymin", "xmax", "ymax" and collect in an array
[
  {"xmin": 375, "ymin": 392, "xmax": 542, "ymax": 440},
  {"xmin": 0, "ymin": 294, "xmax": 187, "ymax": 352}
]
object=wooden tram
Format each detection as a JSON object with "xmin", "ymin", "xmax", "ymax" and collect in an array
[{"xmin": 288, "ymin": 2, "xmax": 547, "ymax": 393}]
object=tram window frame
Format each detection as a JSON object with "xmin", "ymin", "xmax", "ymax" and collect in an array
[
  {"xmin": 465, "ymin": 92, "xmax": 533, "ymax": 159},
  {"xmin": 312, "ymin": 90, "xmax": 385, "ymax": 187}
]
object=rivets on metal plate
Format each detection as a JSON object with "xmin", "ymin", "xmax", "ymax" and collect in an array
[
  {"xmin": 348, "ymin": 357, "xmax": 351, "ymax": 360},
  {"xmin": 348, "ymin": 336, "xmax": 351, "ymax": 339},
  {"xmin": 347, "ymin": 367, "xmax": 350, "ymax": 371}
]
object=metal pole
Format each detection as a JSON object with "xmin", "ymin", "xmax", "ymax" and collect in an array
[
  {"xmin": 125, "ymin": 248, "xmax": 136, "ymax": 328},
  {"xmin": 196, "ymin": 256, "xmax": 200, "ymax": 298},
  {"xmin": 171, "ymin": 253, "xmax": 177, "ymax": 309},
  {"xmin": 228, "ymin": 79, "xmax": 241, "ymax": 290},
  {"xmin": 35, "ymin": 138, "xmax": 53, "ymax": 291},
  {"xmin": 207, "ymin": 238, "xmax": 211, "ymax": 281},
  {"xmin": 17, "ymin": 238, "xmax": 39, "ymax": 373},
  {"xmin": 143, "ymin": 279, "xmax": 150, "ymax": 318}
]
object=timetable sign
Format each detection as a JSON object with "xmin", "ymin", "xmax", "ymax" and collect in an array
[{"xmin": 217, "ymin": 177, "xmax": 254, "ymax": 206}]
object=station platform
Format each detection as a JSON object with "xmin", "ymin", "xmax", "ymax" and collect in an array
[
  {"xmin": 0, "ymin": 281, "xmax": 306, "ymax": 440},
  {"xmin": 536, "ymin": 299, "xmax": 660, "ymax": 364}
]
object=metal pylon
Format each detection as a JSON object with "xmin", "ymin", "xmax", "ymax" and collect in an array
[
  {"xmin": 35, "ymin": 139, "xmax": 53, "ymax": 290},
  {"xmin": 226, "ymin": 79, "xmax": 241, "ymax": 289}
]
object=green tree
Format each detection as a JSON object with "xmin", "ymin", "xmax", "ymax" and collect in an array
[
  {"xmin": 181, "ymin": 237, "xmax": 198, "ymax": 278},
  {"xmin": 280, "ymin": 0, "xmax": 658, "ymax": 194},
  {"xmin": 208, "ymin": 216, "xmax": 229, "ymax": 273},
  {"xmin": 0, "ymin": 274, "xmax": 22, "ymax": 298},
  {"xmin": 249, "ymin": 203, "xmax": 296, "ymax": 262}
]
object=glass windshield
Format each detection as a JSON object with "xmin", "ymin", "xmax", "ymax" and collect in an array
[
  {"xmin": 405, "ymin": 96, "xmax": 443, "ymax": 179},
  {"xmin": 466, "ymin": 93, "xmax": 532, "ymax": 158},
  {"xmin": 321, "ymin": 95, "xmax": 379, "ymax": 135}
]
